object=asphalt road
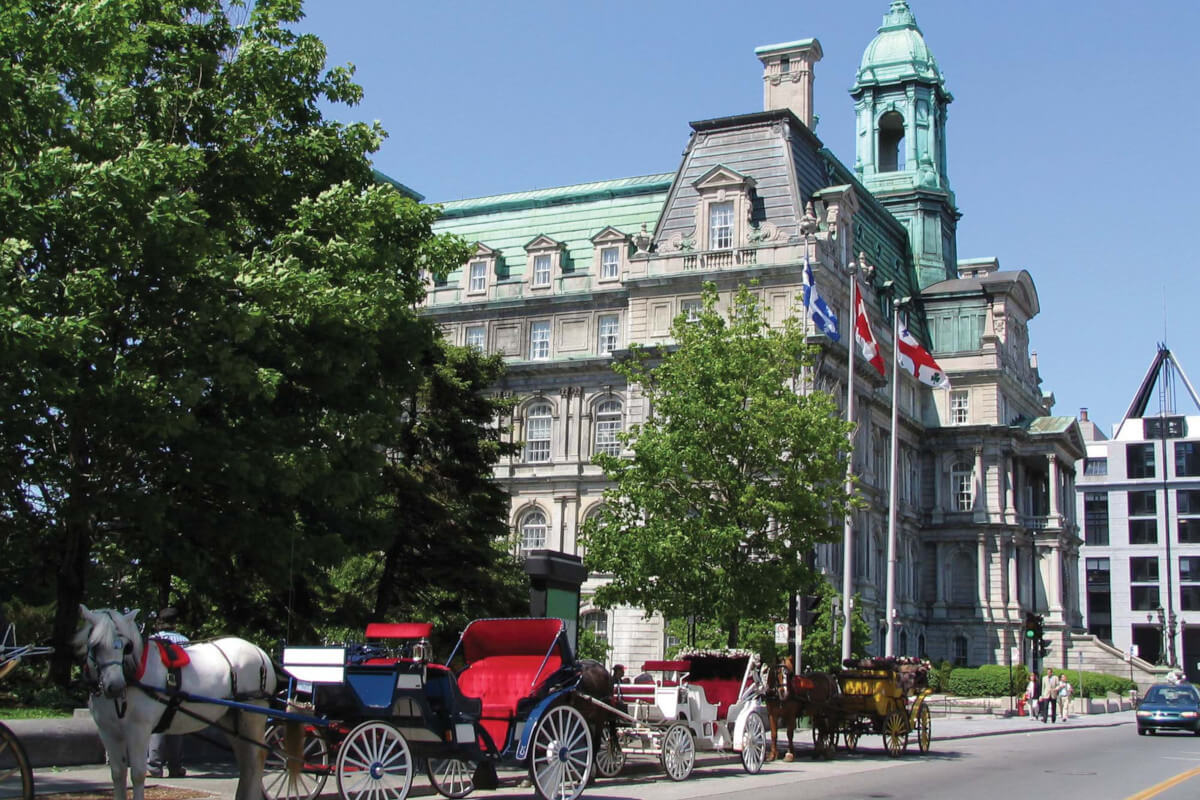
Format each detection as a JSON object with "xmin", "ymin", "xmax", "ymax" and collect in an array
[{"xmin": 28, "ymin": 714, "xmax": 1200, "ymax": 800}]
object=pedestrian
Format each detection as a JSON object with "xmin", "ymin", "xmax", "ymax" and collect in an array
[
  {"xmin": 1025, "ymin": 671, "xmax": 1038, "ymax": 718},
  {"xmin": 1058, "ymin": 678, "xmax": 1072, "ymax": 722},
  {"xmin": 147, "ymin": 607, "xmax": 189, "ymax": 779},
  {"xmin": 1039, "ymin": 667, "xmax": 1061, "ymax": 723}
]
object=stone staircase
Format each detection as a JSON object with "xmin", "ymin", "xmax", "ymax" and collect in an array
[{"xmin": 1051, "ymin": 632, "xmax": 1167, "ymax": 692}]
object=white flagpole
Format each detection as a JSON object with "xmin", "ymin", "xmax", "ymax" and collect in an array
[
  {"xmin": 884, "ymin": 301, "xmax": 903, "ymax": 657},
  {"xmin": 841, "ymin": 266, "xmax": 858, "ymax": 664}
]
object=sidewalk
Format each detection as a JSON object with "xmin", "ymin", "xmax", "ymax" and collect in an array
[{"xmin": 27, "ymin": 711, "xmax": 1135, "ymax": 798}]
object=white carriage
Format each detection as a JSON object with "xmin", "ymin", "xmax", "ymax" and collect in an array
[{"xmin": 591, "ymin": 651, "xmax": 767, "ymax": 781}]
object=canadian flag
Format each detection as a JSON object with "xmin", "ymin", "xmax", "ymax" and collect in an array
[
  {"xmin": 897, "ymin": 324, "xmax": 950, "ymax": 388},
  {"xmin": 854, "ymin": 284, "xmax": 885, "ymax": 377}
]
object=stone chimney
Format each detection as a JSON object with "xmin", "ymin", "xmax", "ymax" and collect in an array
[{"xmin": 755, "ymin": 38, "xmax": 823, "ymax": 129}]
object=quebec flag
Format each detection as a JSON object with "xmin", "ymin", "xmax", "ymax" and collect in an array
[{"xmin": 802, "ymin": 257, "xmax": 839, "ymax": 342}]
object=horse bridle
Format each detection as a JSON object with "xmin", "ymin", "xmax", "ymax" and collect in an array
[{"xmin": 82, "ymin": 610, "xmax": 140, "ymax": 715}]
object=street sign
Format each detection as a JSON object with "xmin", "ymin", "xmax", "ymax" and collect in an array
[
  {"xmin": 774, "ymin": 623, "xmax": 789, "ymax": 645},
  {"xmin": 1127, "ymin": 644, "xmax": 1138, "ymax": 661},
  {"xmin": 1011, "ymin": 647, "xmax": 1020, "ymax": 664}
]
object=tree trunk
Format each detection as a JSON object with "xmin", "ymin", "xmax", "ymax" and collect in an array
[
  {"xmin": 49, "ymin": 420, "xmax": 94, "ymax": 686},
  {"xmin": 725, "ymin": 618, "xmax": 739, "ymax": 649}
]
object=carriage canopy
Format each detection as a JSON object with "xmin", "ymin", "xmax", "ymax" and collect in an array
[{"xmin": 455, "ymin": 618, "xmax": 569, "ymax": 665}]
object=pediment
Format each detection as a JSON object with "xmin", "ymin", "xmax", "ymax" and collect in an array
[
  {"xmin": 692, "ymin": 164, "xmax": 756, "ymax": 193},
  {"xmin": 590, "ymin": 226, "xmax": 629, "ymax": 244},
  {"xmin": 471, "ymin": 242, "xmax": 500, "ymax": 258},
  {"xmin": 524, "ymin": 234, "xmax": 565, "ymax": 252}
]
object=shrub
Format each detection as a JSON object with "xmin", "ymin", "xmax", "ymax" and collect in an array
[
  {"xmin": 928, "ymin": 660, "xmax": 954, "ymax": 692},
  {"xmin": 1059, "ymin": 670, "xmax": 1135, "ymax": 699},
  {"xmin": 947, "ymin": 664, "xmax": 1028, "ymax": 697}
]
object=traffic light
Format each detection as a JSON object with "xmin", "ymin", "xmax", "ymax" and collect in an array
[
  {"xmin": 1038, "ymin": 638, "xmax": 1051, "ymax": 658},
  {"xmin": 1023, "ymin": 612, "xmax": 1038, "ymax": 640},
  {"xmin": 798, "ymin": 595, "xmax": 820, "ymax": 627}
]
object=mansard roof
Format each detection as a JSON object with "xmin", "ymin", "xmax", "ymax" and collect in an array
[{"xmin": 921, "ymin": 269, "xmax": 1040, "ymax": 318}]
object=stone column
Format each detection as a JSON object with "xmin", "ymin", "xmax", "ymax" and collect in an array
[
  {"xmin": 1005, "ymin": 454, "xmax": 1017, "ymax": 523},
  {"xmin": 977, "ymin": 533, "xmax": 990, "ymax": 621},
  {"xmin": 974, "ymin": 446, "xmax": 986, "ymax": 521},
  {"xmin": 934, "ymin": 542, "xmax": 947, "ymax": 617},
  {"xmin": 1007, "ymin": 536, "xmax": 1020, "ymax": 612},
  {"xmin": 1047, "ymin": 454, "xmax": 1060, "ymax": 525},
  {"xmin": 1048, "ymin": 542, "xmax": 1063, "ymax": 616}
]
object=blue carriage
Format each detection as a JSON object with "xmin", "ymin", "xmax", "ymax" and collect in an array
[{"xmin": 277, "ymin": 618, "xmax": 595, "ymax": 800}]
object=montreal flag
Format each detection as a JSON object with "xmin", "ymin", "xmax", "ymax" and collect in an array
[{"xmin": 897, "ymin": 325, "xmax": 950, "ymax": 388}]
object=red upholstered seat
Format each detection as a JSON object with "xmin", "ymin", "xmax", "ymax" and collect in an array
[
  {"xmin": 689, "ymin": 678, "xmax": 742, "ymax": 720},
  {"xmin": 457, "ymin": 653, "xmax": 562, "ymax": 748}
]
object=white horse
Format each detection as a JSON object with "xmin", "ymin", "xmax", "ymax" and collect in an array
[{"xmin": 74, "ymin": 605, "xmax": 277, "ymax": 800}]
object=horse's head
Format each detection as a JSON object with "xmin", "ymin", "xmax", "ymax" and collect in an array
[{"xmin": 75, "ymin": 605, "xmax": 142, "ymax": 698}]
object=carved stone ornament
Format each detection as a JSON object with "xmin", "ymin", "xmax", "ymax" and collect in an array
[
  {"xmin": 632, "ymin": 223, "xmax": 652, "ymax": 254},
  {"xmin": 747, "ymin": 220, "xmax": 781, "ymax": 244},
  {"xmin": 667, "ymin": 231, "xmax": 696, "ymax": 252},
  {"xmin": 799, "ymin": 201, "xmax": 820, "ymax": 237}
]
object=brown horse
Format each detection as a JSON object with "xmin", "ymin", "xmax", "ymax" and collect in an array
[{"xmin": 763, "ymin": 657, "xmax": 837, "ymax": 761}]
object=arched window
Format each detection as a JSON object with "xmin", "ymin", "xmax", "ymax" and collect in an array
[
  {"xmin": 524, "ymin": 402, "xmax": 552, "ymax": 463},
  {"xmin": 878, "ymin": 111, "xmax": 906, "ymax": 172},
  {"xmin": 519, "ymin": 509, "xmax": 548, "ymax": 554},
  {"xmin": 594, "ymin": 400, "xmax": 623, "ymax": 457},
  {"xmin": 951, "ymin": 461, "xmax": 974, "ymax": 512},
  {"xmin": 899, "ymin": 630, "xmax": 909, "ymax": 657},
  {"xmin": 917, "ymin": 633, "xmax": 927, "ymax": 658}
]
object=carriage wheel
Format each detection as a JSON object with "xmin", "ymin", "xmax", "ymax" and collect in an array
[
  {"xmin": 0, "ymin": 721, "xmax": 34, "ymax": 800},
  {"xmin": 659, "ymin": 723, "xmax": 695, "ymax": 781},
  {"xmin": 740, "ymin": 713, "xmax": 767, "ymax": 774},
  {"xmin": 262, "ymin": 721, "xmax": 330, "ymax": 800},
  {"xmin": 842, "ymin": 728, "xmax": 860, "ymax": 753},
  {"xmin": 882, "ymin": 710, "xmax": 909, "ymax": 758},
  {"xmin": 528, "ymin": 704, "xmax": 593, "ymax": 800},
  {"xmin": 592, "ymin": 726, "xmax": 626, "ymax": 779},
  {"xmin": 426, "ymin": 758, "xmax": 476, "ymax": 799},
  {"xmin": 335, "ymin": 720, "xmax": 414, "ymax": 800},
  {"xmin": 915, "ymin": 704, "xmax": 932, "ymax": 754}
]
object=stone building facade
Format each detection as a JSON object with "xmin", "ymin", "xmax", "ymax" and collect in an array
[{"xmin": 421, "ymin": 2, "xmax": 1083, "ymax": 670}]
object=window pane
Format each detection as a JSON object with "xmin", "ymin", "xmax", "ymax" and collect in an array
[
  {"xmin": 1129, "ymin": 519, "xmax": 1158, "ymax": 544},
  {"xmin": 950, "ymin": 391, "xmax": 969, "ymax": 425},
  {"xmin": 1131, "ymin": 585, "xmax": 1160, "ymax": 611},
  {"xmin": 598, "ymin": 315, "xmax": 619, "ymax": 355},
  {"xmin": 1180, "ymin": 518, "xmax": 1200, "ymax": 544},
  {"xmin": 465, "ymin": 325, "xmax": 485, "ymax": 350},
  {"xmin": 525, "ymin": 404, "xmax": 552, "ymax": 463},
  {"xmin": 600, "ymin": 247, "xmax": 619, "ymax": 279},
  {"xmin": 1178, "ymin": 489, "xmax": 1200, "ymax": 514},
  {"xmin": 521, "ymin": 511, "xmax": 547, "ymax": 552},
  {"xmin": 1084, "ymin": 458, "xmax": 1108, "ymax": 476},
  {"xmin": 533, "ymin": 254, "xmax": 551, "ymax": 286},
  {"xmin": 1127, "ymin": 443, "xmax": 1156, "ymax": 479},
  {"xmin": 1086, "ymin": 558, "xmax": 1110, "ymax": 588},
  {"xmin": 951, "ymin": 462, "xmax": 973, "ymax": 511},
  {"xmin": 1085, "ymin": 492, "xmax": 1109, "ymax": 546},
  {"xmin": 1180, "ymin": 556, "xmax": 1200, "ymax": 583},
  {"xmin": 1183, "ymin": 585, "xmax": 1200, "ymax": 612},
  {"xmin": 1128, "ymin": 490, "xmax": 1157, "ymax": 516},
  {"xmin": 681, "ymin": 299, "xmax": 702, "ymax": 322},
  {"xmin": 709, "ymin": 202, "xmax": 734, "ymax": 249},
  {"xmin": 1176, "ymin": 442, "xmax": 1200, "ymax": 477},
  {"xmin": 1130, "ymin": 557, "xmax": 1159, "ymax": 583},
  {"xmin": 469, "ymin": 261, "xmax": 487, "ymax": 293},
  {"xmin": 530, "ymin": 321, "xmax": 550, "ymax": 360},
  {"xmin": 594, "ymin": 400, "xmax": 622, "ymax": 457}
]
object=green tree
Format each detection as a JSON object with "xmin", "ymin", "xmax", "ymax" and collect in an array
[
  {"xmin": 0, "ymin": 0, "xmax": 517, "ymax": 681},
  {"xmin": 581, "ymin": 284, "xmax": 857, "ymax": 648},
  {"xmin": 798, "ymin": 578, "xmax": 872, "ymax": 672}
]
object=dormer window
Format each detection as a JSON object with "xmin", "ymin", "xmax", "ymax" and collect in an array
[
  {"xmin": 463, "ymin": 242, "xmax": 499, "ymax": 297},
  {"xmin": 709, "ymin": 202, "xmax": 734, "ymax": 249},
  {"xmin": 590, "ymin": 226, "xmax": 630, "ymax": 283},
  {"xmin": 524, "ymin": 235, "xmax": 565, "ymax": 291},
  {"xmin": 691, "ymin": 165, "xmax": 756, "ymax": 252}
]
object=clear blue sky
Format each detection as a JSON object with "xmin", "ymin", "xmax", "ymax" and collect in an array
[{"xmin": 297, "ymin": 0, "xmax": 1199, "ymax": 436}]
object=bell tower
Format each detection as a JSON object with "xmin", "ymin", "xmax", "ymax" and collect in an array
[{"xmin": 851, "ymin": 1, "xmax": 958, "ymax": 289}]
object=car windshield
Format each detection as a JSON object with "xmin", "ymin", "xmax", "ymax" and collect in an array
[{"xmin": 1143, "ymin": 686, "xmax": 1199, "ymax": 706}]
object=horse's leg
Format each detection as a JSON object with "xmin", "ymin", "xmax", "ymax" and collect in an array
[
  {"xmin": 766, "ymin": 706, "xmax": 779, "ymax": 761},
  {"xmin": 126, "ymin": 721, "xmax": 153, "ymax": 800},
  {"xmin": 91, "ymin": 701, "xmax": 132, "ymax": 800},
  {"xmin": 783, "ymin": 711, "xmax": 796, "ymax": 762},
  {"xmin": 229, "ymin": 706, "xmax": 269, "ymax": 800}
]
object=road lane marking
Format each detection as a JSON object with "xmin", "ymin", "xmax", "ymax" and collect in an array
[{"xmin": 1126, "ymin": 765, "xmax": 1200, "ymax": 800}]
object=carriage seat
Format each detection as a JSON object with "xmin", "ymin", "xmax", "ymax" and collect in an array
[
  {"xmin": 689, "ymin": 678, "xmax": 742, "ymax": 720},
  {"xmin": 457, "ymin": 654, "xmax": 561, "ymax": 747}
]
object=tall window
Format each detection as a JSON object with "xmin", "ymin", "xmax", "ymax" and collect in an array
[
  {"xmin": 532, "ymin": 254, "xmax": 551, "ymax": 287},
  {"xmin": 594, "ymin": 400, "xmax": 623, "ymax": 457},
  {"xmin": 1086, "ymin": 557, "xmax": 1112, "ymax": 641},
  {"xmin": 529, "ymin": 321, "xmax": 550, "ymax": 360},
  {"xmin": 1084, "ymin": 492, "xmax": 1109, "ymax": 546},
  {"xmin": 951, "ymin": 461, "xmax": 974, "ymax": 512},
  {"xmin": 464, "ymin": 325, "xmax": 485, "ymax": 351},
  {"xmin": 597, "ymin": 314, "xmax": 619, "ymax": 355},
  {"xmin": 520, "ymin": 509, "xmax": 548, "ymax": 554},
  {"xmin": 950, "ymin": 390, "xmax": 969, "ymax": 425},
  {"xmin": 952, "ymin": 634, "xmax": 968, "ymax": 667},
  {"xmin": 524, "ymin": 403, "xmax": 552, "ymax": 463},
  {"xmin": 709, "ymin": 201, "xmax": 734, "ymax": 249},
  {"xmin": 468, "ymin": 261, "xmax": 487, "ymax": 294},
  {"xmin": 1127, "ymin": 443, "xmax": 1156, "ymax": 479},
  {"xmin": 600, "ymin": 247, "xmax": 620, "ymax": 280},
  {"xmin": 1176, "ymin": 442, "xmax": 1200, "ymax": 477}
]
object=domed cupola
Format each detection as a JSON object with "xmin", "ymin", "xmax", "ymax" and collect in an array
[{"xmin": 850, "ymin": 1, "xmax": 959, "ymax": 289}]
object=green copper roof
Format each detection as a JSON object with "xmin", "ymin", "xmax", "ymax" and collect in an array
[
  {"xmin": 1021, "ymin": 416, "xmax": 1076, "ymax": 435},
  {"xmin": 854, "ymin": 1, "xmax": 947, "ymax": 91},
  {"xmin": 432, "ymin": 174, "xmax": 671, "ymax": 283}
]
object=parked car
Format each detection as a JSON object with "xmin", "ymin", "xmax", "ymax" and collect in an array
[{"xmin": 1136, "ymin": 683, "xmax": 1200, "ymax": 735}]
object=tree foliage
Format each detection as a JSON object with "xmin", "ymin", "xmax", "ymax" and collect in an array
[
  {"xmin": 0, "ymin": 0, "xmax": 523, "ymax": 682},
  {"xmin": 798, "ymin": 578, "xmax": 872, "ymax": 672},
  {"xmin": 581, "ymin": 284, "xmax": 857, "ymax": 647}
]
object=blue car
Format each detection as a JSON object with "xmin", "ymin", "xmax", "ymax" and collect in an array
[{"xmin": 1136, "ymin": 683, "xmax": 1200, "ymax": 735}]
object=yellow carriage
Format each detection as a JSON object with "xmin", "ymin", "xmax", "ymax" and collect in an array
[{"xmin": 812, "ymin": 661, "xmax": 932, "ymax": 758}]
